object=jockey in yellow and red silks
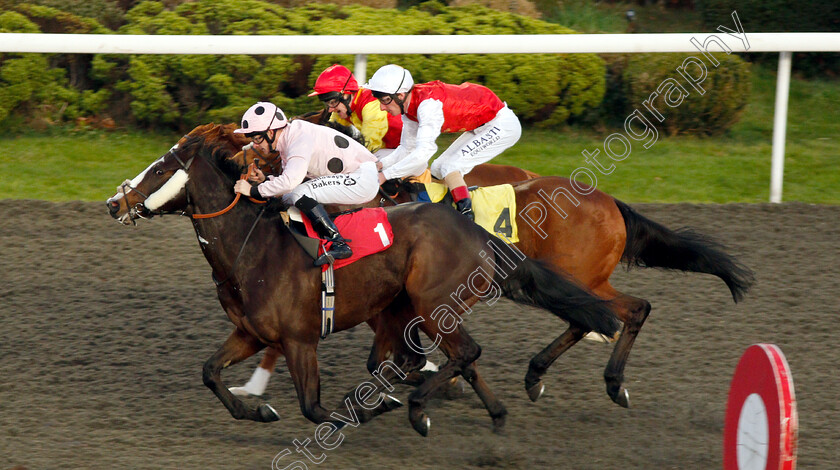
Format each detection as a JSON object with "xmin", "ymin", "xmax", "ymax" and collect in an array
[
  {"xmin": 364, "ymin": 64, "xmax": 522, "ymax": 221},
  {"xmin": 309, "ymin": 64, "xmax": 403, "ymax": 157}
]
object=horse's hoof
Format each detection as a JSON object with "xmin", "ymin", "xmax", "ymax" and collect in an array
[
  {"xmin": 229, "ymin": 386, "xmax": 255, "ymax": 397},
  {"xmin": 420, "ymin": 360, "xmax": 439, "ymax": 372},
  {"xmin": 527, "ymin": 382, "xmax": 545, "ymax": 402},
  {"xmin": 492, "ymin": 415, "xmax": 507, "ymax": 434},
  {"xmin": 258, "ymin": 403, "xmax": 280, "ymax": 422},
  {"xmin": 411, "ymin": 413, "xmax": 431, "ymax": 437},
  {"xmin": 611, "ymin": 388, "xmax": 630, "ymax": 408},
  {"xmin": 383, "ymin": 394, "xmax": 404, "ymax": 411},
  {"xmin": 583, "ymin": 332, "xmax": 610, "ymax": 343}
]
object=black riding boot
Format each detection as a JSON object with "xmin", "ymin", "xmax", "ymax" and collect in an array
[
  {"xmin": 455, "ymin": 197, "xmax": 475, "ymax": 221},
  {"xmin": 295, "ymin": 196, "xmax": 353, "ymax": 266}
]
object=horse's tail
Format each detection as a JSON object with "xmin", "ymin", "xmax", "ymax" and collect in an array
[
  {"xmin": 614, "ymin": 198, "xmax": 755, "ymax": 303},
  {"xmin": 487, "ymin": 236, "xmax": 621, "ymax": 337}
]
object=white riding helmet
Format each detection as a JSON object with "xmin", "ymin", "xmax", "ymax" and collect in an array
[
  {"xmin": 234, "ymin": 102, "xmax": 288, "ymax": 134},
  {"xmin": 364, "ymin": 64, "xmax": 414, "ymax": 95}
]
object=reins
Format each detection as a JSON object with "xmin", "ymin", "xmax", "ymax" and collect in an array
[
  {"xmin": 193, "ymin": 167, "xmax": 266, "ymax": 220},
  {"xmin": 378, "ymin": 187, "xmax": 400, "ymax": 206}
]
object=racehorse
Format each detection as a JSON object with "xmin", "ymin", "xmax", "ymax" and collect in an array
[
  {"xmin": 231, "ymin": 131, "xmax": 755, "ymax": 408},
  {"xmin": 105, "ymin": 124, "xmax": 621, "ymax": 435}
]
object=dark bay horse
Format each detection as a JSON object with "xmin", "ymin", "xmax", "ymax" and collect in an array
[
  {"xmin": 232, "ymin": 133, "xmax": 755, "ymax": 408},
  {"xmin": 105, "ymin": 124, "xmax": 621, "ymax": 435}
]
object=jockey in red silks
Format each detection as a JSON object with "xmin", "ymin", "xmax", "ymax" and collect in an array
[
  {"xmin": 232, "ymin": 101, "xmax": 379, "ymax": 266},
  {"xmin": 364, "ymin": 64, "xmax": 522, "ymax": 221},
  {"xmin": 309, "ymin": 64, "xmax": 403, "ymax": 158}
]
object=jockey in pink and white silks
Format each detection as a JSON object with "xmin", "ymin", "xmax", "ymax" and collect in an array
[
  {"xmin": 364, "ymin": 64, "xmax": 522, "ymax": 221},
  {"xmin": 232, "ymin": 102, "xmax": 379, "ymax": 266}
]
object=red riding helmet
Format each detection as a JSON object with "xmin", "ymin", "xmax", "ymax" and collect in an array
[{"xmin": 308, "ymin": 64, "xmax": 359, "ymax": 100}]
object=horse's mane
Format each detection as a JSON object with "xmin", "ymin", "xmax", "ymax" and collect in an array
[{"xmin": 180, "ymin": 124, "xmax": 249, "ymax": 181}]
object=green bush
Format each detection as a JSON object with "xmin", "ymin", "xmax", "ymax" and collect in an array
[
  {"xmin": 1, "ymin": 0, "xmax": 607, "ymax": 131},
  {"xmin": 0, "ymin": 10, "xmax": 84, "ymax": 128},
  {"xmin": 623, "ymin": 52, "xmax": 750, "ymax": 136},
  {"xmin": 95, "ymin": 0, "xmax": 605, "ymax": 130},
  {"xmin": 6, "ymin": 0, "xmax": 126, "ymax": 30},
  {"xmin": 697, "ymin": 0, "xmax": 840, "ymax": 77}
]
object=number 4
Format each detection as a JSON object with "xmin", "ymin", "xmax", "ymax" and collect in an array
[{"xmin": 494, "ymin": 208, "xmax": 513, "ymax": 238}]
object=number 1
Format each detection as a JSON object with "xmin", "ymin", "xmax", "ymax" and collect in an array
[{"xmin": 374, "ymin": 222, "xmax": 390, "ymax": 247}]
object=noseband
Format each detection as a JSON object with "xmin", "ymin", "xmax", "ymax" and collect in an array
[{"xmin": 121, "ymin": 148, "xmax": 197, "ymax": 221}]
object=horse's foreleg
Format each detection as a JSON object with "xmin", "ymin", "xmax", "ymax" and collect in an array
[
  {"xmin": 604, "ymin": 295, "xmax": 651, "ymax": 408},
  {"xmin": 229, "ymin": 347, "xmax": 283, "ymax": 397},
  {"xmin": 462, "ymin": 362, "xmax": 507, "ymax": 432},
  {"xmin": 282, "ymin": 339, "xmax": 344, "ymax": 426},
  {"xmin": 202, "ymin": 328, "xmax": 279, "ymax": 422},
  {"xmin": 524, "ymin": 325, "xmax": 587, "ymax": 402}
]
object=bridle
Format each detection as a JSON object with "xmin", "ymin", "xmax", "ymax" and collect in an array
[
  {"xmin": 243, "ymin": 144, "xmax": 283, "ymax": 177},
  {"xmin": 118, "ymin": 147, "xmax": 197, "ymax": 223},
  {"xmin": 129, "ymin": 139, "xmax": 270, "ymax": 286}
]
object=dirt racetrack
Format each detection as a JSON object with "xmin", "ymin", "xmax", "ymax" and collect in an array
[{"xmin": 1, "ymin": 200, "xmax": 838, "ymax": 469}]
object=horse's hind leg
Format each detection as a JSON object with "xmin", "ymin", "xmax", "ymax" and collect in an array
[
  {"xmin": 202, "ymin": 328, "xmax": 279, "ymax": 422},
  {"xmin": 603, "ymin": 293, "xmax": 651, "ymax": 408},
  {"xmin": 523, "ymin": 325, "xmax": 588, "ymax": 402},
  {"xmin": 462, "ymin": 362, "xmax": 507, "ymax": 432}
]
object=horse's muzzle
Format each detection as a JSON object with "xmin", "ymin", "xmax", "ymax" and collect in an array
[
  {"xmin": 106, "ymin": 196, "xmax": 137, "ymax": 225},
  {"xmin": 106, "ymin": 198, "xmax": 121, "ymax": 217}
]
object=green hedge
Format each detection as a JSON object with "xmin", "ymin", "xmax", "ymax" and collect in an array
[
  {"xmin": 623, "ymin": 52, "xmax": 750, "ymax": 136},
  {"xmin": 697, "ymin": 0, "xmax": 840, "ymax": 77},
  {"xmin": 0, "ymin": 10, "xmax": 83, "ymax": 126},
  {"xmin": 2, "ymin": 0, "xmax": 606, "ymax": 131}
]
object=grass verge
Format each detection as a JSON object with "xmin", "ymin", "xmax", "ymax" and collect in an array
[{"xmin": 0, "ymin": 65, "xmax": 837, "ymax": 204}]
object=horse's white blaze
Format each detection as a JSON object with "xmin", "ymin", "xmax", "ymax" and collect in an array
[
  {"xmin": 107, "ymin": 155, "xmax": 166, "ymax": 203},
  {"xmin": 144, "ymin": 169, "xmax": 188, "ymax": 210}
]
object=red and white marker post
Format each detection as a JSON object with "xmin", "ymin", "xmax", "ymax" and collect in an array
[{"xmin": 723, "ymin": 343, "xmax": 798, "ymax": 470}]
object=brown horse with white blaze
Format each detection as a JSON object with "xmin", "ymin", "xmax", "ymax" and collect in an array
[
  {"xmin": 233, "ymin": 135, "xmax": 755, "ymax": 408},
  {"xmin": 105, "ymin": 124, "xmax": 620, "ymax": 435}
]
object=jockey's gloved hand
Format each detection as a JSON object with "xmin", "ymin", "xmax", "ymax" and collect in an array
[{"xmin": 380, "ymin": 178, "xmax": 401, "ymax": 196}]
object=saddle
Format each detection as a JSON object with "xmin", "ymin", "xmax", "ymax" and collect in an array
[
  {"xmin": 282, "ymin": 206, "xmax": 394, "ymax": 272},
  {"xmin": 386, "ymin": 175, "xmax": 520, "ymax": 243},
  {"xmin": 280, "ymin": 206, "xmax": 394, "ymax": 340}
]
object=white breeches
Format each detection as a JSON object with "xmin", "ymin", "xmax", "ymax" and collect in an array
[
  {"xmin": 283, "ymin": 161, "xmax": 379, "ymax": 206},
  {"xmin": 430, "ymin": 105, "xmax": 521, "ymax": 179}
]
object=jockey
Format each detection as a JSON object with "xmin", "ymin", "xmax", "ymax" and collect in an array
[
  {"xmin": 364, "ymin": 64, "xmax": 522, "ymax": 221},
  {"xmin": 233, "ymin": 101, "xmax": 379, "ymax": 266},
  {"xmin": 309, "ymin": 64, "xmax": 403, "ymax": 157}
]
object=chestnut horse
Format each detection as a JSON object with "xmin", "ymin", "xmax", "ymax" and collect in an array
[
  {"xmin": 105, "ymin": 124, "xmax": 620, "ymax": 435},
  {"xmin": 231, "ymin": 131, "xmax": 755, "ymax": 409}
]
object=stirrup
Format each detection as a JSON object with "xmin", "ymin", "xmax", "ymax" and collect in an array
[
  {"xmin": 314, "ymin": 241, "xmax": 353, "ymax": 266},
  {"xmin": 455, "ymin": 198, "xmax": 475, "ymax": 221}
]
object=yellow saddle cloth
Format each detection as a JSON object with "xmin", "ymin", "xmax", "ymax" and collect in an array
[{"xmin": 423, "ymin": 181, "xmax": 519, "ymax": 243}]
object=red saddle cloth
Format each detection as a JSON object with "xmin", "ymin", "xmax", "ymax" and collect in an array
[{"xmin": 301, "ymin": 207, "xmax": 394, "ymax": 271}]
